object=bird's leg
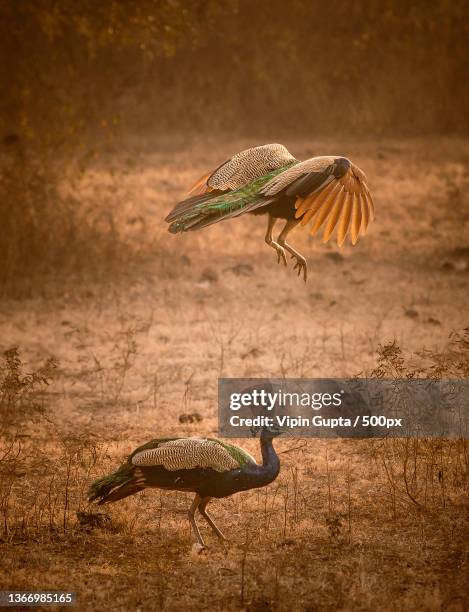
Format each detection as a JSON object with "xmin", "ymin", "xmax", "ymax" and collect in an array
[
  {"xmin": 188, "ymin": 494, "xmax": 205, "ymax": 548},
  {"xmin": 265, "ymin": 215, "xmax": 287, "ymax": 266},
  {"xmin": 198, "ymin": 497, "xmax": 226, "ymax": 541},
  {"xmin": 277, "ymin": 219, "xmax": 307, "ymax": 282}
]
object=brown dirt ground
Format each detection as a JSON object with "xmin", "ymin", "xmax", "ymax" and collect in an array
[{"xmin": 0, "ymin": 137, "xmax": 468, "ymax": 611}]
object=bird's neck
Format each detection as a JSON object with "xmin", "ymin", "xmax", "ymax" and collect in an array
[{"xmin": 260, "ymin": 437, "xmax": 280, "ymax": 481}]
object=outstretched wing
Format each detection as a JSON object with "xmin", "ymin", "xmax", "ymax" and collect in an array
[
  {"xmin": 166, "ymin": 143, "xmax": 296, "ymax": 224},
  {"xmin": 166, "ymin": 160, "xmax": 297, "ymax": 231},
  {"xmin": 131, "ymin": 438, "xmax": 256, "ymax": 473},
  {"xmin": 262, "ymin": 156, "xmax": 375, "ymax": 247}
]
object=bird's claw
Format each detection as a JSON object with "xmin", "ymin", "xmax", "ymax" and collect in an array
[
  {"xmin": 292, "ymin": 257, "xmax": 307, "ymax": 282},
  {"xmin": 275, "ymin": 246, "xmax": 287, "ymax": 266}
]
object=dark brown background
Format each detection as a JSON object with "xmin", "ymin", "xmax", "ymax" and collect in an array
[{"xmin": 2, "ymin": 0, "xmax": 469, "ymax": 144}]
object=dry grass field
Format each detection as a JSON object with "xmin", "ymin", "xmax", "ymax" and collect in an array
[{"xmin": 1, "ymin": 137, "xmax": 468, "ymax": 611}]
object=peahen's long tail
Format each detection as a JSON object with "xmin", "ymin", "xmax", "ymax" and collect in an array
[
  {"xmin": 165, "ymin": 165, "xmax": 292, "ymax": 234},
  {"xmin": 88, "ymin": 462, "xmax": 143, "ymax": 505}
]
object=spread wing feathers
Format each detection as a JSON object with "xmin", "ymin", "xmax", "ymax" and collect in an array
[
  {"xmin": 262, "ymin": 156, "xmax": 374, "ymax": 247},
  {"xmin": 165, "ymin": 144, "xmax": 298, "ymax": 231},
  {"xmin": 166, "ymin": 165, "xmax": 293, "ymax": 233},
  {"xmin": 131, "ymin": 438, "xmax": 256, "ymax": 473}
]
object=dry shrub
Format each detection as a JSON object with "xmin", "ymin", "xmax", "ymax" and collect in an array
[
  {"xmin": 0, "ymin": 348, "xmax": 112, "ymax": 541},
  {"xmin": 0, "ymin": 432, "xmax": 111, "ymax": 541},
  {"xmin": 368, "ymin": 328, "xmax": 469, "ymax": 512},
  {"xmin": 0, "ymin": 347, "xmax": 57, "ymax": 433}
]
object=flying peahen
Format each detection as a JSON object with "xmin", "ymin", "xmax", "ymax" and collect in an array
[
  {"xmin": 165, "ymin": 144, "xmax": 375, "ymax": 281},
  {"xmin": 88, "ymin": 424, "xmax": 282, "ymax": 549}
]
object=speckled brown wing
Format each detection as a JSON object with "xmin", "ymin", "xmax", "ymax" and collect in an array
[
  {"xmin": 262, "ymin": 156, "xmax": 375, "ymax": 247},
  {"xmin": 131, "ymin": 438, "xmax": 242, "ymax": 473},
  {"xmin": 186, "ymin": 143, "xmax": 297, "ymax": 196},
  {"xmin": 166, "ymin": 144, "xmax": 298, "ymax": 226}
]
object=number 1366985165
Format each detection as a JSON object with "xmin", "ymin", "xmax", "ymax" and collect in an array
[{"xmin": 0, "ymin": 592, "xmax": 75, "ymax": 606}]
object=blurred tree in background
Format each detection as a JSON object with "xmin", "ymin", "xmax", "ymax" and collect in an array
[
  {"xmin": 1, "ymin": 0, "xmax": 468, "ymax": 148},
  {"xmin": 0, "ymin": 0, "xmax": 468, "ymax": 291}
]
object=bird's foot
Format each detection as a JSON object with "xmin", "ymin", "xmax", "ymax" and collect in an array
[
  {"xmin": 274, "ymin": 244, "xmax": 287, "ymax": 266},
  {"xmin": 290, "ymin": 254, "xmax": 307, "ymax": 282}
]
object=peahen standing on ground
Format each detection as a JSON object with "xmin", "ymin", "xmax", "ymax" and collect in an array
[
  {"xmin": 165, "ymin": 144, "xmax": 375, "ymax": 281},
  {"xmin": 88, "ymin": 425, "xmax": 282, "ymax": 549}
]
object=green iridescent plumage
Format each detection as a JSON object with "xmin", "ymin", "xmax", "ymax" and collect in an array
[
  {"xmin": 88, "ymin": 461, "xmax": 134, "ymax": 502},
  {"xmin": 212, "ymin": 439, "xmax": 256, "ymax": 467},
  {"xmin": 168, "ymin": 163, "xmax": 297, "ymax": 233}
]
